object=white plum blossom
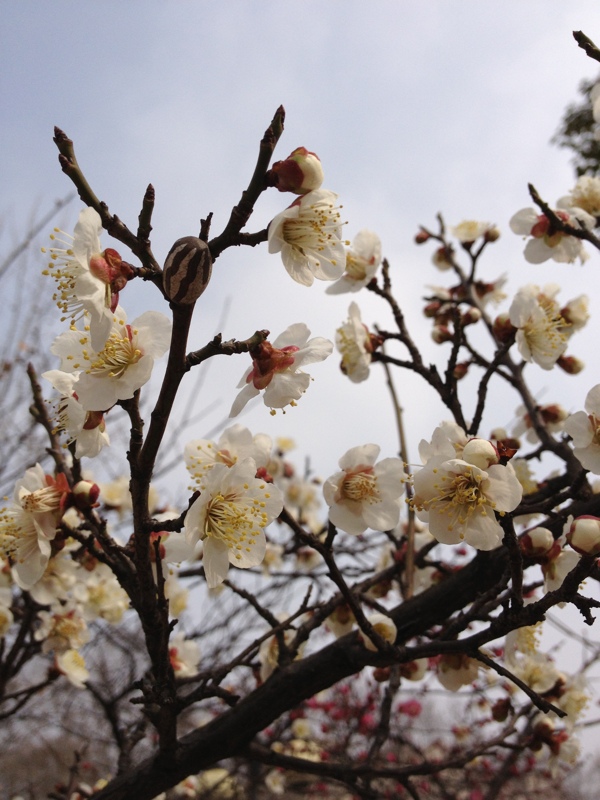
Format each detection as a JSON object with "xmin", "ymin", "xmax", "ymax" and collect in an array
[
  {"xmin": 0, "ymin": 465, "xmax": 67, "ymax": 590},
  {"xmin": 56, "ymin": 648, "xmax": 89, "ymax": 689},
  {"xmin": 268, "ymin": 189, "xmax": 346, "ymax": 286},
  {"xmin": 564, "ymin": 384, "xmax": 600, "ymax": 474},
  {"xmin": 323, "ymin": 444, "xmax": 407, "ymax": 535},
  {"xmin": 450, "ymin": 220, "xmax": 497, "ymax": 244},
  {"xmin": 184, "ymin": 424, "xmax": 272, "ymax": 487},
  {"xmin": 558, "ymin": 175, "xmax": 600, "ymax": 219},
  {"xmin": 437, "ymin": 654, "xmax": 479, "ymax": 691},
  {"xmin": 230, "ymin": 323, "xmax": 333, "ymax": 416},
  {"xmin": 42, "ymin": 207, "xmax": 132, "ymax": 351},
  {"xmin": 184, "ymin": 459, "xmax": 283, "ymax": 588},
  {"xmin": 509, "ymin": 206, "xmax": 594, "ymax": 264},
  {"xmin": 326, "ymin": 229, "xmax": 382, "ymax": 294},
  {"xmin": 412, "ymin": 445, "xmax": 523, "ymax": 550},
  {"xmin": 42, "ymin": 370, "xmax": 109, "ymax": 458},
  {"xmin": 509, "ymin": 286, "xmax": 570, "ymax": 370},
  {"xmin": 34, "ymin": 601, "xmax": 89, "ymax": 653},
  {"xmin": 418, "ymin": 422, "xmax": 469, "ymax": 465},
  {"xmin": 169, "ymin": 632, "xmax": 201, "ymax": 678},
  {"xmin": 335, "ymin": 302, "xmax": 374, "ymax": 383},
  {"xmin": 50, "ymin": 307, "xmax": 171, "ymax": 411}
]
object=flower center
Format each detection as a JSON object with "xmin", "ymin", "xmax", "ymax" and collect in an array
[
  {"xmin": 341, "ymin": 467, "xmax": 378, "ymax": 503},
  {"xmin": 422, "ymin": 467, "xmax": 494, "ymax": 535},
  {"xmin": 20, "ymin": 486, "xmax": 62, "ymax": 514},
  {"xmin": 205, "ymin": 493, "xmax": 268, "ymax": 560},
  {"xmin": 282, "ymin": 197, "xmax": 343, "ymax": 265},
  {"xmin": 87, "ymin": 324, "xmax": 141, "ymax": 379},
  {"xmin": 344, "ymin": 252, "xmax": 369, "ymax": 281}
]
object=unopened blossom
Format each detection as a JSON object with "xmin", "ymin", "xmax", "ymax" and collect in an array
[
  {"xmin": 520, "ymin": 526, "xmax": 555, "ymax": 558},
  {"xmin": 437, "ymin": 653, "xmax": 479, "ymax": 691},
  {"xmin": 567, "ymin": 516, "xmax": 600, "ymax": 556},
  {"xmin": 412, "ymin": 445, "xmax": 522, "ymax": 550},
  {"xmin": 450, "ymin": 220, "xmax": 497, "ymax": 244},
  {"xmin": 326, "ymin": 229, "xmax": 382, "ymax": 294},
  {"xmin": 169, "ymin": 632, "xmax": 201, "ymax": 678},
  {"xmin": 509, "ymin": 206, "xmax": 594, "ymax": 264},
  {"xmin": 268, "ymin": 189, "xmax": 346, "ymax": 286},
  {"xmin": 184, "ymin": 424, "xmax": 271, "ymax": 488},
  {"xmin": 326, "ymin": 603, "xmax": 355, "ymax": 638},
  {"xmin": 323, "ymin": 444, "xmax": 407, "ymax": 535},
  {"xmin": 50, "ymin": 307, "xmax": 171, "ymax": 411},
  {"xmin": 0, "ymin": 464, "xmax": 67, "ymax": 589},
  {"xmin": 42, "ymin": 370, "xmax": 109, "ymax": 458},
  {"xmin": 335, "ymin": 302, "xmax": 375, "ymax": 383},
  {"xmin": 564, "ymin": 384, "xmax": 600, "ymax": 473},
  {"xmin": 543, "ymin": 548, "xmax": 580, "ymax": 593},
  {"xmin": 230, "ymin": 323, "xmax": 333, "ymax": 416},
  {"xmin": 557, "ymin": 175, "xmax": 600, "ymax": 218},
  {"xmin": 561, "ymin": 294, "xmax": 589, "ymax": 331},
  {"xmin": 509, "ymin": 286, "xmax": 569, "ymax": 370},
  {"xmin": 184, "ymin": 459, "xmax": 283, "ymax": 588},
  {"xmin": 269, "ymin": 147, "xmax": 324, "ymax": 194},
  {"xmin": 513, "ymin": 402, "xmax": 568, "ymax": 445},
  {"xmin": 358, "ymin": 612, "xmax": 397, "ymax": 652},
  {"xmin": 42, "ymin": 207, "xmax": 133, "ymax": 350}
]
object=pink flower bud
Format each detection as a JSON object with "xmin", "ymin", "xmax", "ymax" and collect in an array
[
  {"xmin": 269, "ymin": 147, "xmax": 324, "ymax": 194},
  {"xmin": 431, "ymin": 325, "xmax": 452, "ymax": 344},
  {"xmin": 453, "ymin": 362, "xmax": 469, "ymax": 380},
  {"xmin": 567, "ymin": 516, "xmax": 600, "ymax": 556},
  {"xmin": 461, "ymin": 307, "xmax": 482, "ymax": 326}
]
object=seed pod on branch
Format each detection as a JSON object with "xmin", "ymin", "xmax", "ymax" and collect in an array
[{"xmin": 163, "ymin": 236, "xmax": 212, "ymax": 304}]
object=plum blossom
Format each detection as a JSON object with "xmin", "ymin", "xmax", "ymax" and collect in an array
[
  {"xmin": 229, "ymin": 323, "xmax": 333, "ymax": 416},
  {"xmin": 323, "ymin": 444, "xmax": 407, "ymax": 535},
  {"xmin": 509, "ymin": 206, "xmax": 594, "ymax": 264},
  {"xmin": 55, "ymin": 648, "xmax": 89, "ymax": 689},
  {"xmin": 450, "ymin": 220, "xmax": 498, "ymax": 244},
  {"xmin": 335, "ymin": 302, "xmax": 375, "ymax": 383},
  {"xmin": 513, "ymin": 402, "xmax": 568, "ymax": 444},
  {"xmin": 437, "ymin": 654, "xmax": 479, "ymax": 691},
  {"xmin": 42, "ymin": 207, "xmax": 133, "ymax": 350},
  {"xmin": 169, "ymin": 632, "xmax": 201, "ymax": 677},
  {"xmin": 412, "ymin": 444, "xmax": 523, "ymax": 550},
  {"xmin": 184, "ymin": 459, "xmax": 283, "ymax": 588},
  {"xmin": 564, "ymin": 384, "xmax": 600, "ymax": 474},
  {"xmin": 42, "ymin": 370, "xmax": 109, "ymax": 458},
  {"xmin": 0, "ymin": 464, "xmax": 68, "ymax": 589},
  {"xmin": 50, "ymin": 307, "xmax": 171, "ymax": 411},
  {"xmin": 326, "ymin": 229, "xmax": 382, "ymax": 294},
  {"xmin": 184, "ymin": 424, "xmax": 271, "ymax": 487},
  {"xmin": 509, "ymin": 286, "xmax": 570, "ymax": 370},
  {"xmin": 558, "ymin": 175, "xmax": 600, "ymax": 219},
  {"xmin": 268, "ymin": 189, "xmax": 346, "ymax": 286}
]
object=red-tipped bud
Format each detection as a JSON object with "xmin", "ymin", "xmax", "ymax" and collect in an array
[
  {"xmin": 268, "ymin": 147, "xmax": 324, "ymax": 194},
  {"xmin": 431, "ymin": 325, "xmax": 453, "ymax": 344},
  {"xmin": 432, "ymin": 246, "xmax": 454, "ymax": 271},
  {"xmin": 491, "ymin": 697, "xmax": 512, "ymax": 722},
  {"xmin": 461, "ymin": 307, "xmax": 482, "ymax": 327},
  {"xmin": 72, "ymin": 480, "xmax": 100, "ymax": 509},
  {"xmin": 520, "ymin": 526, "xmax": 554, "ymax": 557},
  {"xmin": 567, "ymin": 516, "xmax": 600, "ymax": 556},
  {"xmin": 415, "ymin": 229, "xmax": 430, "ymax": 244},
  {"xmin": 540, "ymin": 404, "xmax": 568, "ymax": 426},
  {"xmin": 423, "ymin": 300, "xmax": 442, "ymax": 318},
  {"xmin": 557, "ymin": 354, "xmax": 585, "ymax": 374},
  {"xmin": 453, "ymin": 362, "xmax": 469, "ymax": 380},
  {"xmin": 483, "ymin": 225, "xmax": 501, "ymax": 243},
  {"xmin": 492, "ymin": 313, "xmax": 516, "ymax": 343}
]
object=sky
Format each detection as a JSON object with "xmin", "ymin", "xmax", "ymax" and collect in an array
[{"xmin": 3, "ymin": 0, "xmax": 600, "ymax": 752}]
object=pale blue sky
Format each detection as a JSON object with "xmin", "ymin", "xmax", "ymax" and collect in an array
[{"xmin": 2, "ymin": 1, "xmax": 600, "ymax": 474}]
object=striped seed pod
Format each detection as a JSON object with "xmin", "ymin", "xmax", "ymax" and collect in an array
[{"xmin": 163, "ymin": 236, "xmax": 212, "ymax": 304}]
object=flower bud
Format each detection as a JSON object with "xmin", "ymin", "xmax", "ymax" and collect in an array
[
  {"xmin": 72, "ymin": 480, "xmax": 100, "ymax": 509},
  {"xmin": 567, "ymin": 516, "xmax": 600, "ymax": 556},
  {"xmin": 484, "ymin": 225, "xmax": 501, "ymax": 243},
  {"xmin": 163, "ymin": 237, "xmax": 212, "ymax": 305},
  {"xmin": 461, "ymin": 307, "xmax": 482, "ymax": 327},
  {"xmin": 268, "ymin": 147, "xmax": 324, "ymax": 194},
  {"xmin": 462, "ymin": 438, "xmax": 499, "ymax": 470},
  {"xmin": 453, "ymin": 362, "xmax": 469, "ymax": 380},
  {"xmin": 414, "ymin": 229, "xmax": 430, "ymax": 244},
  {"xmin": 431, "ymin": 324, "xmax": 452, "ymax": 344},
  {"xmin": 358, "ymin": 613, "xmax": 397, "ymax": 652},
  {"xmin": 432, "ymin": 246, "xmax": 454, "ymax": 271},
  {"xmin": 557, "ymin": 354, "xmax": 585, "ymax": 374},
  {"xmin": 492, "ymin": 313, "xmax": 516, "ymax": 343},
  {"xmin": 520, "ymin": 526, "xmax": 554, "ymax": 557}
]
